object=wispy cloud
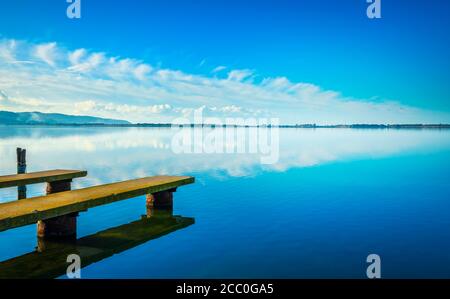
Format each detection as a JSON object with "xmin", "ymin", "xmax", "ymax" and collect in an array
[
  {"xmin": 0, "ymin": 89, "xmax": 9, "ymax": 102},
  {"xmin": 33, "ymin": 42, "xmax": 58, "ymax": 66},
  {"xmin": 68, "ymin": 48, "xmax": 86, "ymax": 65},
  {"xmin": 212, "ymin": 65, "xmax": 226, "ymax": 73},
  {"xmin": 0, "ymin": 40, "xmax": 16, "ymax": 62},
  {"xmin": 0, "ymin": 38, "xmax": 448, "ymax": 124},
  {"xmin": 227, "ymin": 69, "xmax": 254, "ymax": 82},
  {"xmin": 68, "ymin": 49, "xmax": 104, "ymax": 73}
]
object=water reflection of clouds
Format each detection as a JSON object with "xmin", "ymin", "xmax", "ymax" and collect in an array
[{"xmin": 1, "ymin": 127, "xmax": 450, "ymax": 187}]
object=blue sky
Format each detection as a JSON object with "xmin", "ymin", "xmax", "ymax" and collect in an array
[{"xmin": 0, "ymin": 0, "xmax": 449, "ymax": 124}]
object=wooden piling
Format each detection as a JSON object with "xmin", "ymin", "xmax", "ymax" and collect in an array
[
  {"xmin": 146, "ymin": 188, "xmax": 177, "ymax": 211},
  {"xmin": 16, "ymin": 148, "xmax": 27, "ymax": 200},
  {"xmin": 37, "ymin": 179, "xmax": 78, "ymax": 239}
]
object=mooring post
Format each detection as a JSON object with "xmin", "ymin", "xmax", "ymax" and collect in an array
[
  {"xmin": 37, "ymin": 179, "xmax": 78, "ymax": 240},
  {"xmin": 16, "ymin": 148, "xmax": 27, "ymax": 200},
  {"xmin": 146, "ymin": 188, "xmax": 177, "ymax": 217}
]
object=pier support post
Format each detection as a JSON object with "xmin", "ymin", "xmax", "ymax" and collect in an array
[
  {"xmin": 37, "ymin": 180, "xmax": 78, "ymax": 239},
  {"xmin": 16, "ymin": 148, "xmax": 27, "ymax": 200},
  {"xmin": 45, "ymin": 179, "xmax": 72, "ymax": 194},
  {"xmin": 146, "ymin": 188, "xmax": 177, "ymax": 215}
]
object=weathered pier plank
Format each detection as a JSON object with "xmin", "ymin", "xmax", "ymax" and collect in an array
[
  {"xmin": 0, "ymin": 169, "xmax": 88, "ymax": 189},
  {"xmin": 0, "ymin": 176, "xmax": 194, "ymax": 232}
]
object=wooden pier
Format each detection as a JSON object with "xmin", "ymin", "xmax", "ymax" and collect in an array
[
  {"xmin": 0, "ymin": 150, "xmax": 196, "ymax": 279},
  {"xmin": 0, "ymin": 169, "xmax": 87, "ymax": 189}
]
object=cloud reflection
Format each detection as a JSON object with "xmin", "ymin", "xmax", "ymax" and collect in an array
[{"xmin": 1, "ymin": 127, "xmax": 450, "ymax": 189}]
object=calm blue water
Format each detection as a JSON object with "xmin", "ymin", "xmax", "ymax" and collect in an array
[{"xmin": 0, "ymin": 126, "xmax": 449, "ymax": 278}]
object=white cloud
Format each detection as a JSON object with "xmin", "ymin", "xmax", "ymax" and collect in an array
[
  {"xmin": 33, "ymin": 42, "xmax": 58, "ymax": 66},
  {"xmin": 0, "ymin": 38, "xmax": 448, "ymax": 124},
  {"xmin": 0, "ymin": 40, "xmax": 16, "ymax": 62},
  {"xmin": 219, "ymin": 105, "xmax": 242, "ymax": 113},
  {"xmin": 68, "ymin": 52, "xmax": 104, "ymax": 73},
  {"xmin": 261, "ymin": 77, "xmax": 292, "ymax": 90},
  {"xmin": 68, "ymin": 48, "xmax": 86, "ymax": 65},
  {"xmin": 133, "ymin": 64, "xmax": 152, "ymax": 80},
  {"xmin": 74, "ymin": 100, "xmax": 97, "ymax": 112},
  {"xmin": 212, "ymin": 65, "xmax": 226, "ymax": 73},
  {"xmin": 74, "ymin": 100, "xmax": 172, "ymax": 116},
  {"xmin": 227, "ymin": 69, "xmax": 254, "ymax": 82}
]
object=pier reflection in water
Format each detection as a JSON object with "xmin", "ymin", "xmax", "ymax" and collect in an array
[{"xmin": 0, "ymin": 207, "xmax": 194, "ymax": 279}]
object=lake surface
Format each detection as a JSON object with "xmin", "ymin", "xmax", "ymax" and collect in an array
[{"xmin": 0, "ymin": 126, "xmax": 450, "ymax": 278}]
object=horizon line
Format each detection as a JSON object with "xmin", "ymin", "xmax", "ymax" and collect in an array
[{"xmin": 1, "ymin": 123, "xmax": 450, "ymax": 128}]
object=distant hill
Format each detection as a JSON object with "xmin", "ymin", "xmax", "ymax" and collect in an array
[{"xmin": 0, "ymin": 111, "xmax": 130, "ymax": 125}]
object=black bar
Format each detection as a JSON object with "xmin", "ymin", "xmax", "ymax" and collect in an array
[{"xmin": 0, "ymin": 279, "xmax": 448, "ymax": 297}]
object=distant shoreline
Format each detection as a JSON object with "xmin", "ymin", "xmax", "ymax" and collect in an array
[
  {"xmin": 1, "ymin": 123, "xmax": 450, "ymax": 129},
  {"xmin": 2, "ymin": 111, "xmax": 449, "ymax": 129}
]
